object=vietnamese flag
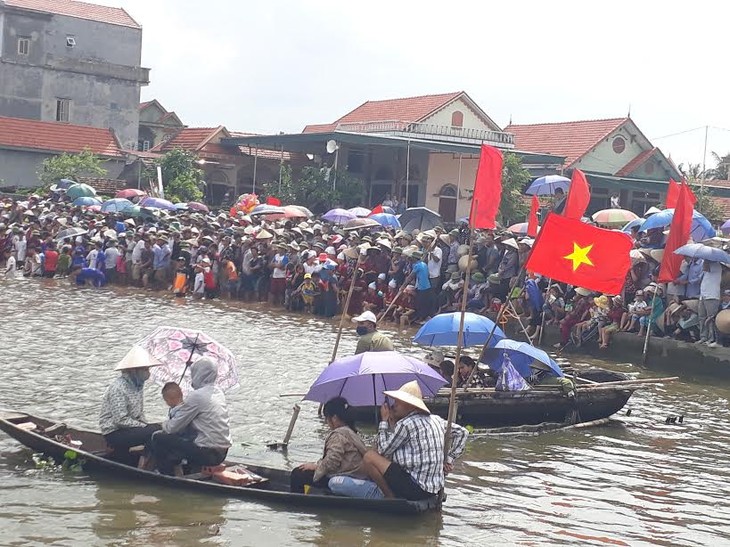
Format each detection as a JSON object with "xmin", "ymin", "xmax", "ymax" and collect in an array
[
  {"xmin": 665, "ymin": 178, "xmax": 680, "ymax": 208},
  {"xmin": 469, "ymin": 145, "xmax": 503, "ymax": 230},
  {"xmin": 563, "ymin": 169, "xmax": 591, "ymax": 220},
  {"xmin": 526, "ymin": 213, "xmax": 633, "ymax": 294},
  {"xmin": 527, "ymin": 195, "xmax": 539, "ymax": 237},
  {"xmin": 658, "ymin": 182, "xmax": 696, "ymax": 283},
  {"xmin": 370, "ymin": 204, "xmax": 384, "ymax": 215},
  {"xmin": 266, "ymin": 196, "xmax": 281, "ymax": 206}
]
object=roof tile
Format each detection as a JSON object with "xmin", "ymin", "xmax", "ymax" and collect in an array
[
  {"xmin": 505, "ymin": 118, "xmax": 628, "ymax": 167},
  {"xmin": 0, "ymin": 116, "xmax": 123, "ymax": 157},
  {"xmin": 334, "ymin": 92, "xmax": 463, "ymax": 126},
  {"xmin": 616, "ymin": 148, "xmax": 657, "ymax": 176},
  {"xmin": 3, "ymin": 0, "xmax": 141, "ymax": 29},
  {"xmin": 152, "ymin": 127, "xmax": 220, "ymax": 152}
]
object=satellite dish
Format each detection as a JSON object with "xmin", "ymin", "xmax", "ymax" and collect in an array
[
  {"xmin": 306, "ymin": 153, "xmax": 315, "ymax": 161},
  {"xmin": 326, "ymin": 140, "xmax": 339, "ymax": 154}
]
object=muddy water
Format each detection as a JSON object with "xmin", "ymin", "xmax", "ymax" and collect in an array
[{"xmin": 1, "ymin": 278, "xmax": 729, "ymax": 546}]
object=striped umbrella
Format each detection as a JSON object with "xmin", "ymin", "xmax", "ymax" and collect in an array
[{"xmin": 592, "ymin": 208, "xmax": 639, "ymax": 227}]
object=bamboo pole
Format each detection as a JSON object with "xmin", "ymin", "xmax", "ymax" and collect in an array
[
  {"xmin": 330, "ymin": 254, "xmax": 363, "ymax": 364},
  {"xmin": 641, "ymin": 291, "xmax": 658, "ymax": 365},
  {"xmin": 537, "ymin": 278, "xmax": 552, "ymax": 345},
  {"xmin": 443, "ymin": 221, "xmax": 476, "ymax": 457},
  {"xmin": 377, "ymin": 272, "xmax": 414, "ymax": 321}
]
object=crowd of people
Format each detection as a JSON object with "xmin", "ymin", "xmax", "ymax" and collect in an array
[{"xmin": 2, "ymin": 192, "xmax": 729, "ymax": 352}]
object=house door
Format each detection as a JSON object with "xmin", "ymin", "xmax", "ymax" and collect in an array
[{"xmin": 438, "ymin": 184, "xmax": 457, "ymax": 223}]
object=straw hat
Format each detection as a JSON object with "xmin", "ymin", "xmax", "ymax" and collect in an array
[
  {"xmin": 575, "ymin": 287, "xmax": 592, "ymax": 297},
  {"xmin": 715, "ymin": 309, "xmax": 730, "ymax": 334},
  {"xmin": 593, "ymin": 295, "xmax": 609, "ymax": 309},
  {"xmin": 383, "ymin": 381, "xmax": 430, "ymax": 414},
  {"xmin": 501, "ymin": 238, "xmax": 519, "ymax": 250},
  {"xmin": 115, "ymin": 345, "xmax": 161, "ymax": 371}
]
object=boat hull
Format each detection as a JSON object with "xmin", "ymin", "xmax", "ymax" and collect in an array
[{"xmin": 0, "ymin": 411, "xmax": 439, "ymax": 515}]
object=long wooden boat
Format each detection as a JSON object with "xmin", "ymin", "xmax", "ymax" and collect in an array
[
  {"xmin": 0, "ymin": 410, "xmax": 440, "ymax": 515},
  {"xmin": 352, "ymin": 369, "xmax": 640, "ymax": 428}
]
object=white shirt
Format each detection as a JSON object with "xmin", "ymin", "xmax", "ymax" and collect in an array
[
  {"xmin": 4, "ymin": 255, "xmax": 16, "ymax": 278},
  {"xmin": 86, "ymin": 249, "xmax": 98, "ymax": 269},
  {"xmin": 15, "ymin": 238, "xmax": 26, "ymax": 262},
  {"xmin": 193, "ymin": 271, "xmax": 205, "ymax": 294},
  {"xmin": 132, "ymin": 240, "xmax": 145, "ymax": 264},
  {"xmin": 104, "ymin": 247, "xmax": 121, "ymax": 270},
  {"xmin": 272, "ymin": 253, "xmax": 287, "ymax": 279},
  {"xmin": 427, "ymin": 247, "xmax": 442, "ymax": 278},
  {"xmin": 700, "ymin": 262, "xmax": 722, "ymax": 300}
]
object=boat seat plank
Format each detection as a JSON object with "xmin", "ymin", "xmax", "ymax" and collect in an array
[{"xmin": 0, "ymin": 412, "xmax": 31, "ymax": 422}]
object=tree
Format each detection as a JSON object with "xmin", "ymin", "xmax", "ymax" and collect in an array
[
  {"xmin": 705, "ymin": 152, "xmax": 730, "ymax": 181},
  {"xmin": 678, "ymin": 163, "xmax": 725, "ymax": 224},
  {"xmin": 260, "ymin": 165, "xmax": 364, "ymax": 214},
  {"xmin": 38, "ymin": 148, "xmax": 106, "ymax": 187},
  {"xmin": 498, "ymin": 153, "xmax": 531, "ymax": 225},
  {"xmin": 151, "ymin": 148, "xmax": 204, "ymax": 203}
]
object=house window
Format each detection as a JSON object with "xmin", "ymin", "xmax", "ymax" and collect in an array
[
  {"xmin": 66, "ymin": 35, "xmax": 76, "ymax": 48},
  {"xmin": 17, "ymin": 37, "xmax": 30, "ymax": 56},
  {"xmin": 451, "ymin": 111, "xmax": 464, "ymax": 128},
  {"xmin": 142, "ymin": 140, "xmax": 150, "ymax": 152},
  {"xmin": 56, "ymin": 99, "xmax": 70, "ymax": 122},
  {"xmin": 612, "ymin": 136, "xmax": 626, "ymax": 154}
]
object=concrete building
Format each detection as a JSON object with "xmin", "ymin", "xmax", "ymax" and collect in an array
[
  {"xmin": 0, "ymin": 0, "xmax": 149, "ymax": 149},
  {"xmin": 137, "ymin": 99, "xmax": 184, "ymax": 152},
  {"xmin": 226, "ymin": 92, "xmax": 563, "ymax": 222}
]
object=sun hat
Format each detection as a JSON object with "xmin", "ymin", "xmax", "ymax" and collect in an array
[
  {"xmin": 383, "ymin": 381, "xmax": 430, "ymax": 414},
  {"xmin": 422, "ymin": 350, "xmax": 445, "ymax": 367},
  {"xmin": 575, "ymin": 287, "xmax": 592, "ymax": 297},
  {"xmin": 471, "ymin": 272, "xmax": 486, "ymax": 283},
  {"xmin": 450, "ymin": 271, "xmax": 461, "ymax": 281},
  {"xmin": 594, "ymin": 295, "xmax": 609, "ymax": 308},
  {"xmin": 411, "ymin": 250, "xmax": 424, "ymax": 260},
  {"xmin": 501, "ymin": 238, "xmax": 519, "ymax": 250},
  {"xmin": 304, "ymin": 273, "xmax": 312, "ymax": 279},
  {"xmin": 352, "ymin": 310, "xmax": 378, "ymax": 324},
  {"xmin": 115, "ymin": 345, "xmax": 161, "ymax": 371}
]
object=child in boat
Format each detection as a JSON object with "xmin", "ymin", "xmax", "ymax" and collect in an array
[
  {"xmin": 290, "ymin": 397, "xmax": 381, "ymax": 498},
  {"xmin": 161, "ymin": 382, "xmax": 195, "ymax": 441}
]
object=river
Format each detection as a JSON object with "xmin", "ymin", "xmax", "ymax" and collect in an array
[{"xmin": 1, "ymin": 278, "xmax": 729, "ymax": 546}]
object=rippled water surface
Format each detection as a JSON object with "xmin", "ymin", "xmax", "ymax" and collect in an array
[{"xmin": 1, "ymin": 278, "xmax": 729, "ymax": 546}]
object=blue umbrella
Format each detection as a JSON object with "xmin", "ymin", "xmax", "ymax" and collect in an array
[
  {"xmin": 72, "ymin": 196, "xmax": 102, "ymax": 207},
  {"xmin": 525, "ymin": 175, "xmax": 570, "ymax": 196},
  {"xmin": 303, "ymin": 351, "xmax": 447, "ymax": 406},
  {"xmin": 413, "ymin": 312, "xmax": 505, "ymax": 347},
  {"xmin": 100, "ymin": 198, "xmax": 134, "ymax": 214},
  {"xmin": 639, "ymin": 209, "xmax": 716, "ymax": 242},
  {"xmin": 139, "ymin": 196, "xmax": 177, "ymax": 211},
  {"xmin": 722, "ymin": 219, "xmax": 730, "ymax": 235},
  {"xmin": 674, "ymin": 243, "xmax": 730, "ymax": 263},
  {"xmin": 370, "ymin": 213, "xmax": 401, "ymax": 229},
  {"xmin": 322, "ymin": 208, "xmax": 356, "ymax": 224},
  {"xmin": 380, "ymin": 206, "xmax": 396, "ymax": 214},
  {"xmin": 481, "ymin": 339, "xmax": 563, "ymax": 378},
  {"xmin": 621, "ymin": 218, "xmax": 643, "ymax": 233},
  {"xmin": 66, "ymin": 183, "xmax": 97, "ymax": 200}
]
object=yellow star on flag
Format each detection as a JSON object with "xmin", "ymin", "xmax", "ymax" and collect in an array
[{"xmin": 564, "ymin": 242, "xmax": 594, "ymax": 272}]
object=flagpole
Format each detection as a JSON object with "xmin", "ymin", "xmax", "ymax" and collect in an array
[
  {"xmin": 641, "ymin": 290, "xmax": 658, "ymax": 365},
  {"xmin": 537, "ymin": 277, "xmax": 552, "ymax": 345},
  {"xmin": 443, "ymin": 208, "xmax": 476, "ymax": 459}
]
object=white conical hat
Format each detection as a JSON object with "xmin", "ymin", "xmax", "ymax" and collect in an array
[
  {"xmin": 115, "ymin": 345, "xmax": 161, "ymax": 370},
  {"xmin": 383, "ymin": 380, "xmax": 430, "ymax": 414}
]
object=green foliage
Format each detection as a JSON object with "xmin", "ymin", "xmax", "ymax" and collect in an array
[
  {"xmin": 150, "ymin": 148, "xmax": 204, "ymax": 203},
  {"xmin": 498, "ymin": 153, "xmax": 531, "ymax": 225},
  {"xmin": 261, "ymin": 165, "xmax": 364, "ymax": 214},
  {"xmin": 38, "ymin": 148, "xmax": 106, "ymax": 187},
  {"xmin": 688, "ymin": 180, "xmax": 725, "ymax": 224}
]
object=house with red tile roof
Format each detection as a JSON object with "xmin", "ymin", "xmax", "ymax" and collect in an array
[
  {"xmin": 138, "ymin": 100, "xmax": 185, "ymax": 152},
  {"xmin": 0, "ymin": 115, "xmax": 126, "ymax": 188},
  {"xmin": 226, "ymin": 91, "xmax": 564, "ymax": 222},
  {"xmin": 505, "ymin": 117, "xmax": 682, "ymax": 214}
]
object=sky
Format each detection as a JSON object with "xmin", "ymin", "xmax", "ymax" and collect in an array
[{"xmin": 100, "ymin": 0, "xmax": 730, "ymax": 170}]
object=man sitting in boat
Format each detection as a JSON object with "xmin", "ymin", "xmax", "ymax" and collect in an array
[
  {"xmin": 360, "ymin": 381, "xmax": 468, "ymax": 500},
  {"xmin": 99, "ymin": 346, "xmax": 162, "ymax": 458},
  {"xmin": 151, "ymin": 358, "xmax": 231, "ymax": 475},
  {"xmin": 290, "ymin": 397, "xmax": 380, "ymax": 497},
  {"xmin": 352, "ymin": 311, "xmax": 394, "ymax": 354}
]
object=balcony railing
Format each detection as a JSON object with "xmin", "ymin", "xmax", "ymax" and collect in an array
[{"xmin": 335, "ymin": 120, "xmax": 515, "ymax": 148}]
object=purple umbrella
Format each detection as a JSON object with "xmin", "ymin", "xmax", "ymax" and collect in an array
[
  {"xmin": 322, "ymin": 208, "xmax": 356, "ymax": 224},
  {"xmin": 139, "ymin": 196, "xmax": 177, "ymax": 211},
  {"xmin": 721, "ymin": 219, "xmax": 730, "ymax": 236},
  {"xmin": 304, "ymin": 351, "xmax": 447, "ymax": 406}
]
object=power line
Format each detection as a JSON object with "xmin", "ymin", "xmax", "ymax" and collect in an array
[{"xmin": 650, "ymin": 126, "xmax": 706, "ymax": 141}]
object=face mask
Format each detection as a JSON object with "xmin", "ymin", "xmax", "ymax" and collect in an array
[{"xmin": 356, "ymin": 326, "xmax": 369, "ymax": 336}]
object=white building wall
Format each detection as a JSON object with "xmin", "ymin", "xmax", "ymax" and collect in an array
[
  {"xmin": 573, "ymin": 128, "xmax": 645, "ymax": 174},
  {"xmin": 421, "ymin": 98, "xmax": 498, "ymax": 131}
]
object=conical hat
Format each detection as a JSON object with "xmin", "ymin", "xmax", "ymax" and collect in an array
[
  {"xmin": 115, "ymin": 345, "xmax": 161, "ymax": 370},
  {"xmin": 256, "ymin": 229, "xmax": 273, "ymax": 240},
  {"xmin": 383, "ymin": 380, "xmax": 430, "ymax": 414},
  {"xmin": 716, "ymin": 309, "xmax": 730, "ymax": 334}
]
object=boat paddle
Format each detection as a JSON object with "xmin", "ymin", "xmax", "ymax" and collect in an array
[{"xmin": 267, "ymin": 404, "xmax": 300, "ymax": 451}]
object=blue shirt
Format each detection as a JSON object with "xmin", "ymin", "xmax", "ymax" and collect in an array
[
  {"xmin": 95, "ymin": 249, "xmax": 106, "ymax": 271},
  {"xmin": 412, "ymin": 261, "xmax": 430, "ymax": 291}
]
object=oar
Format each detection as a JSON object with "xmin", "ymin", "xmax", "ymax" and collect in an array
[
  {"xmin": 267, "ymin": 404, "xmax": 300, "ymax": 450},
  {"xmin": 330, "ymin": 254, "xmax": 363, "ymax": 363}
]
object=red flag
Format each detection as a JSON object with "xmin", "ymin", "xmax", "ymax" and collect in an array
[
  {"xmin": 525, "ymin": 213, "xmax": 633, "ymax": 294},
  {"xmin": 563, "ymin": 169, "xmax": 591, "ymax": 220},
  {"xmin": 266, "ymin": 196, "xmax": 281, "ymax": 206},
  {"xmin": 665, "ymin": 178, "xmax": 680, "ymax": 208},
  {"xmin": 658, "ymin": 183, "xmax": 696, "ymax": 283},
  {"xmin": 527, "ymin": 195, "xmax": 539, "ymax": 237},
  {"xmin": 469, "ymin": 145, "xmax": 503, "ymax": 230},
  {"xmin": 370, "ymin": 204, "xmax": 384, "ymax": 216}
]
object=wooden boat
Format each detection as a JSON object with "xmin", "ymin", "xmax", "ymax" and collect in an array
[
  {"xmin": 0, "ymin": 410, "xmax": 440, "ymax": 515},
  {"xmin": 353, "ymin": 369, "xmax": 646, "ymax": 428}
]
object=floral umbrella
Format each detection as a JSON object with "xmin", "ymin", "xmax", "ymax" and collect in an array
[
  {"xmin": 592, "ymin": 208, "xmax": 639, "ymax": 228},
  {"xmin": 137, "ymin": 326, "xmax": 240, "ymax": 393}
]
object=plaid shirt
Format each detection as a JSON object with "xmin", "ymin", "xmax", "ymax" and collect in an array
[{"xmin": 377, "ymin": 412, "xmax": 468, "ymax": 494}]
